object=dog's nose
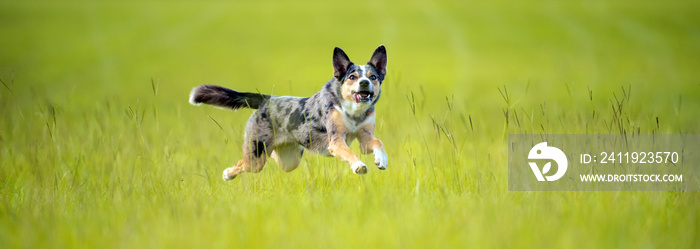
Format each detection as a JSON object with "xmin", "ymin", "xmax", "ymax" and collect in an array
[{"xmin": 359, "ymin": 80, "xmax": 370, "ymax": 88}]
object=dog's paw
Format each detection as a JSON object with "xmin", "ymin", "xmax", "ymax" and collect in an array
[
  {"xmin": 222, "ymin": 167, "xmax": 236, "ymax": 181},
  {"xmin": 374, "ymin": 150, "xmax": 388, "ymax": 170},
  {"xmin": 351, "ymin": 161, "xmax": 368, "ymax": 175}
]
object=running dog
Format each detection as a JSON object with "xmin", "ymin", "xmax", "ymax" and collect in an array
[{"xmin": 189, "ymin": 45, "xmax": 388, "ymax": 180}]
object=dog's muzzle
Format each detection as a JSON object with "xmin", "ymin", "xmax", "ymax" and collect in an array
[{"xmin": 353, "ymin": 81, "xmax": 373, "ymax": 103}]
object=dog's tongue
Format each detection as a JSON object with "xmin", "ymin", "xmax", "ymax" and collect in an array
[{"xmin": 353, "ymin": 92, "xmax": 370, "ymax": 103}]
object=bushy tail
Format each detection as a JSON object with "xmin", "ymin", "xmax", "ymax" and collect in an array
[{"xmin": 189, "ymin": 85, "xmax": 270, "ymax": 110}]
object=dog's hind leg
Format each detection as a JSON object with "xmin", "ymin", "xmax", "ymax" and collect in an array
[
  {"xmin": 223, "ymin": 111, "xmax": 274, "ymax": 181},
  {"xmin": 222, "ymin": 141, "xmax": 270, "ymax": 181},
  {"xmin": 271, "ymin": 144, "xmax": 304, "ymax": 172}
]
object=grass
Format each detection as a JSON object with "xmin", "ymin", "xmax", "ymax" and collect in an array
[{"xmin": 1, "ymin": 0, "xmax": 699, "ymax": 248}]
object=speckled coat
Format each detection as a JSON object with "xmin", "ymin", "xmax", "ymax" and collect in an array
[{"xmin": 190, "ymin": 45, "xmax": 388, "ymax": 180}]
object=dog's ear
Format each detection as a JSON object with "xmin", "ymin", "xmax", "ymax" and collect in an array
[
  {"xmin": 368, "ymin": 45, "xmax": 387, "ymax": 76},
  {"xmin": 333, "ymin": 47, "xmax": 353, "ymax": 79}
]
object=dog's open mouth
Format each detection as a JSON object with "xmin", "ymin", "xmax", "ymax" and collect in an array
[{"xmin": 353, "ymin": 91, "xmax": 373, "ymax": 103}]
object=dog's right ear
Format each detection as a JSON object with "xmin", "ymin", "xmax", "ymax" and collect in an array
[{"xmin": 333, "ymin": 47, "xmax": 353, "ymax": 80}]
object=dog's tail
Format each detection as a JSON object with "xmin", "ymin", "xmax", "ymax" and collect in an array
[{"xmin": 189, "ymin": 85, "xmax": 270, "ymax": 110}]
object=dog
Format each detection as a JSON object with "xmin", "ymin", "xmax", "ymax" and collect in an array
[{"xmin": 189, "ymin": 45, "xmax": 388, "ymax": 181}]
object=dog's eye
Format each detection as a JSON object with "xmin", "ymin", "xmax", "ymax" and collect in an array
[
  {"xmin": 348, "ymin": 75, "xmax": 356, "ymax": 80},
  {"xmin": 370, "ymin": 75, "xmax": 377, "ymax": 80}
]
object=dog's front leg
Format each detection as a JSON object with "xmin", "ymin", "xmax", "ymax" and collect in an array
[
  {"xmin": 328, "ymin": 136, "xmax": 367, "ymax": 174},
  {"xmin": 327, "ymin": 109, "xmax": 367, "ymax": 174},
  {"xmin": 358, "ymin": 123, "xmax": 388, "ymax": 170}
]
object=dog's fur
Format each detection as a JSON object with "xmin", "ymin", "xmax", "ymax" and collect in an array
[{"xmin": 189, "ymin": 46, "xmax": 388, "ymax": 180}]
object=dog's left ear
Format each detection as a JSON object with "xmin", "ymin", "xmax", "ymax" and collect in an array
[{"xmin": 368, "ymin": 45, "xmax": 387, "ymax": 76}]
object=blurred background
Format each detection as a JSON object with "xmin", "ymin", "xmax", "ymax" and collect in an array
[
  {"xmin": 3, "ymin": 0, "xmax": 699, "ymax": 114},
  {"xmin": 1, "ymin": 0, "xmax": 699, "ymax": 248}
]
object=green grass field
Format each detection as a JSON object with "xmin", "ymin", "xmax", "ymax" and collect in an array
[{"xmin": 1, "ymin": 0, "xmax": 699, "ymax": 248}]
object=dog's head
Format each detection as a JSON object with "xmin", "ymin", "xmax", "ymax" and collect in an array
[{"xmin": 332, "ymin": 45, "xmax": 387, "ymax": 109}]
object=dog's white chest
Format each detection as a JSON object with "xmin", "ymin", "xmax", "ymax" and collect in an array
[{"xmin": 334, "ymin": 105, "xmax": 374, "ymax": 133}]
